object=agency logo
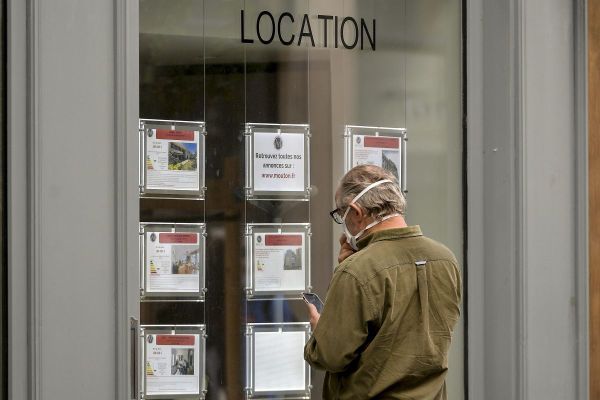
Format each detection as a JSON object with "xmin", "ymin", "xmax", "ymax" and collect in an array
[{"xmin": 274, "ymin": 136, "xmax": 283, "ymax": 150}]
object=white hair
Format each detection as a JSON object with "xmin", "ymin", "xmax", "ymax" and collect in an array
[{"xmin": 337, "ymin": 164, "xmax": 406, "ymax": 217}]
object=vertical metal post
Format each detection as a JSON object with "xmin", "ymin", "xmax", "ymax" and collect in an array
[{"xmin": 130, "ymin": 317, "xmax": 139, "ymax": 400}]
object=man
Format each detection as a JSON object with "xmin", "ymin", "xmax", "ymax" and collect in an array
[{"xmin": 304, "ymin": 164, "xmax": 462, "ymax": 399}]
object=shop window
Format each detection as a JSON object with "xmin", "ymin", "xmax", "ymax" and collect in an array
[{"xmin": 138, "ymin": 1, "xmax": 463, "ymax": 398}]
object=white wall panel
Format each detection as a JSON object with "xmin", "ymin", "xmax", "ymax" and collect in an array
[
  {"xmin": 36, "ymin": 1, "xmax": 116, "ymax": 398},
  {"xmin": 523, "ymin": 0, "xmax": 578, "ymax": 398},
  {"xmin": 468, "ymin": 0, "xmax": 586, "ymax": 398}
]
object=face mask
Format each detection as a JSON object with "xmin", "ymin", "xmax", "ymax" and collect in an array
[{"xmin": 342, "ymin": 179, "xmax": 400, "ymax": 251}]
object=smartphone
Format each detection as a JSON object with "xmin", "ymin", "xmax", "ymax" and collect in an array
[{"xmin": 302, "ymin": 292, "xmax": 324, "ymax": 314}]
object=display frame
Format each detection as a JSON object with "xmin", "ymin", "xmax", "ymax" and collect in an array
[
  {"xmin": 244, "ymin": 123, "xmax": 311, "ymax": 201},
  {"xmin": 344, "ymin": 125, "xmax": 408, "ymax": 194},
  {"xmin": 140, "ymin": 222, "xmax": 207, "ymax": 301},
  {"xmin": 245, "ymin": 223, "xmax": 311, "ymax": 299},
  {"xmin": 139, "ymin": 119, "xmax": 207, "ymax": 199},
  {"xmin": 245, "ymin": 323, "xmax": 312, "ymax": 399},
  {"xmin": 140, "ymin": 325, "xmax": 207, "ymax": 400}
]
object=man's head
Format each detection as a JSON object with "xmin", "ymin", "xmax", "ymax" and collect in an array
[{"xmin": 333, "ymin": 165, "xmax": 406, "ymax": 249}]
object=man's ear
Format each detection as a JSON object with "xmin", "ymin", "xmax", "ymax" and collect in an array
[{"xmin": 348, "ymin": 203, "xmax": 364, "ymax": 219}]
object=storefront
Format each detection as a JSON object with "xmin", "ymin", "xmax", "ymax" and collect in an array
[
  {"xmin": 137, "ymin": 1, "xmax": 462, "ymax": 398},
  {"xmin": 5, "ymin": 0, "xmax": 589, "ymax": 399}
]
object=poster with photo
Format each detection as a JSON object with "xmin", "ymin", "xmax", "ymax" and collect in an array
[
  {"xmin": 145, "ymin": 334, "xmax": 200, "ymax": 395},
  {"xmin": 254, "ymin": 330, "xmax": 307, "ymax": 392},
  {"xmin": 353, "ymin": 135, "xmax": 402, "ymax": 180},
  {"xmin": 253, "ymin": 233, "xmax": 305, "ymax": 292},
  {"xmin": 146, "ymin": 232, "xmax": 201, "ymax": 293},
  {"xmin": 146, "ymin": 129, "xmax": 200, "ymax": 191},
  {"xmin": 252, "ymin": 131, "xmax": 305, "ymax": 192}
]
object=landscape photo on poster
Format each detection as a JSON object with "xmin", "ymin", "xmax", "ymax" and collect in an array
[
  {"xmin": 381, "ymin": 149, "xmax": 400, "ymax": 179},
  {"xmin": 168, "ymin": 142, "xmax": 197, "ymax": 171}
]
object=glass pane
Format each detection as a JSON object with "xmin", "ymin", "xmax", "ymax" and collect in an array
[{"xmin": 139, "ymin": 0, "xmax": 463, "ymax": 398}]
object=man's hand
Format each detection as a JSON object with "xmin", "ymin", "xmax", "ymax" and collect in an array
[
  {"xmin": 338, "ymin": 234, "xmax": 355, "ymax": 263},
  {"xmin": 306, "ymin": 303, "xmax": 320, "ymax": 331}
]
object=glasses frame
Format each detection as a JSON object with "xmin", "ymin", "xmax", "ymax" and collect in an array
[{"xmin": 329, "ymin": 208, "xmax": 344, "ymax": 224}]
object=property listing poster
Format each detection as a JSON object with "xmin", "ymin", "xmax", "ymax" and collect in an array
[
  {"xmin": 253, "ymin": 233, "xmax": 305, "ymax": 292},
  {"xmin": 253, "ymin": 132, "xmax": 305, "ymax": 192},
  {"xmin": 254, "ymin": 330, "xmax": 306, "ymax": 392},
  {"xmin": 145, "ymin": 334, "xmax": 200, "ymax": 395},
  {"xmin": 146, "ymin": 129, "xmax": 200, "ymax": 191},
  {"xmin": 352, "ymin": 135, "xmax": 402, "ymax": 180},
  {"xmin": 145, "ymin": 232, "xmax": 201, "ymax": 293}
]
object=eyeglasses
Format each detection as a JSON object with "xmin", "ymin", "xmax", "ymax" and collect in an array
[{"xmin": 329, "ymin": 208, "xmax": 345, "ymax": 224}]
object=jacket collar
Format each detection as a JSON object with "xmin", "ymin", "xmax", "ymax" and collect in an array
[{"xmin": 356, "ymin": 225, "xmax": 423, "ymax": 250}]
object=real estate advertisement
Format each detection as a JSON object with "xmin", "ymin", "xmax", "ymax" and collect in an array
[
  {"xmin": 146, "ymin": 129, "xmax": 200, "ymax": 191},
  {"xmin": 253, "ymin": 131, "xmax": 305, "ymax": 193},
  {"xmin": 253, "ymin": 233, "xmax": 305, "ymax": 292},
  {"xmin": 352, "ymin": 135, "xmax": 401, "ymax": 180},
  {"xmin": 145, "ymin": 334, "xmax": 201, "ymax": 395},
  {"xmin": 145, "ymin": 232, "xmax": 201, "ymax": 293}
]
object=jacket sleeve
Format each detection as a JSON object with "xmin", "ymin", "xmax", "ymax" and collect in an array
[{"xmin": 304, "ymin": 270, "xmax": 377, "ymax": 373}]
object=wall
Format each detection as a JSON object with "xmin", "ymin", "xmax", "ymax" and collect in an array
[
  {"xmin": 8, "ymin": 0, "xmax": 122, "ymax": 399},
  {"xmin": 467, "ymin": 0, "xmax": 587, "ymax": 399}
]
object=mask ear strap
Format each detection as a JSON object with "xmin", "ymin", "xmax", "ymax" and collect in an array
[
  {"xmin": 354, "ymin": 213, "xmax": 401, "ymax": 243},
  {"xmin": 343, "ymin": 179, "xmax": 393, "ymax": 220},
  {"xmin": 349, "ymin": 179, "xmax": 392, "ymax": 206},
  {"xmin": 379, "ymin": 213, "xmax": 400, "ymax": 222}
]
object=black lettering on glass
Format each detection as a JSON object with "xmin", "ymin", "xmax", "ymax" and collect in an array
[
  {"xmin": 341, "ymin": 16, "xmax": 359, "ymax": 49},
  {"xmin": 278, "ymin": 12, "xmax": 295, "ymax": 45},
  {"xmin": 257, "ymin": 11, "xmax": 276, "ymax": 44},
  {"xmin": 297, "ymin": 14, "xmax": 315, "ymax": 46},
  {"xmin": 240, "ymin": 10, "xmax": 254, "ymax": 43},
  {"xmin": 361, "ymin": 18, "xmax": 376, "ymax": 50},
  {"xmin": 317, "ymin": 15, "xmax": 333, "ymax": 48},
  {"xmin": 334, "ymin": 16, "xmax": 339, "ymax": 48},
  {"xmin": 240, "ymin": 10, "xmax": 376, "ymax": 51}
]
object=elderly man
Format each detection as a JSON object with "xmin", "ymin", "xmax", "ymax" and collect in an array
[{"xmin": 304, "ymin": 164, "xmax": 462, "ymax": 400}]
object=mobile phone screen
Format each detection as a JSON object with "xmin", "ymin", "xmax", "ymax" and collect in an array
[{"xmin": 302, "ymin": 292, "xmax": 324, "ymax": 313}]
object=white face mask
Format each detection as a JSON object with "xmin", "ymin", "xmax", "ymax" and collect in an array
[{"xmin": 342, "ymin": 179, "xmax": 400, "ymax": 251}]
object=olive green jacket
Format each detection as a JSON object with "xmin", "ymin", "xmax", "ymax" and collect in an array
[{"xmin": 304, "ymin": 226, "xmax": 462, "ymax": 400}]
